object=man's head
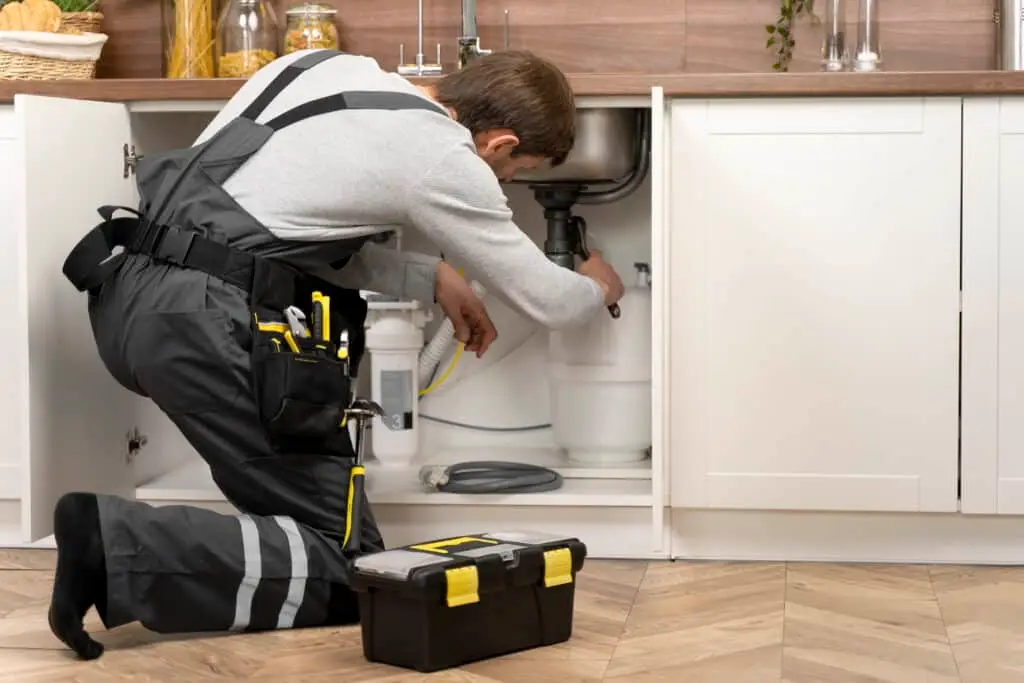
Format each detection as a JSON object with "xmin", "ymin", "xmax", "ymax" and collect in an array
[{"xmin": 427, "ymin": 50, "xmax": 576, "ymax": 181}]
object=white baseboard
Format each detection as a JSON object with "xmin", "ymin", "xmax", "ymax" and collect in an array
[
  {"xmin": 374, "ymin": 505, "xmax": 670, "ymax": 560},
  {"xmin": 671, "ymin": 508, "xmax": 1024, "ymax": 565},
  {"xmin": 144, "ymin": 498, "xmax": 670, "ymax": 560}
]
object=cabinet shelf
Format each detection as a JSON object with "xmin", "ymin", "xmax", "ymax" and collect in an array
[
  {"xmin": 136, "ymin": 457, "xmax": 654, "ymax": 509},
  {"xmin": 399, "ymin": 446, "xmax": 652, "ymax": 480}
]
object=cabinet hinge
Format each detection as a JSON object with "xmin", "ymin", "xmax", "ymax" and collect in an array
[
  {"xmin": 959, "ymin": 290, "xmax": 964, "ymax": 313},
  {"xmin": 126, "ymin": 426, "xmax": 148, "ymax": 463},
  {"xmin": 123, "ymin": 143, "xmax": 138, "ymax": 178}
]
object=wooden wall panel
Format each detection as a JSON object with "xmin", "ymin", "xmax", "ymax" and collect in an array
[
  {"xmin": 93, "ymin": 0, "xmax": 996, "ymax": 80},
  {"xmin": 685, "ymin": 0, "xmax": 994, "ymax": 72}
]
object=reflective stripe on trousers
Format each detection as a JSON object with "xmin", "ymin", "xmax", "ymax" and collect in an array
[{"xmin": 231, "ymin": 514, "xmax": 311, "ymax": 632}]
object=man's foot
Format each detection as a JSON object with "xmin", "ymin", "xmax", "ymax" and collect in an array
[{"xmin": 48, "ymin": 492, "xmax": 107, "ymax": 660}]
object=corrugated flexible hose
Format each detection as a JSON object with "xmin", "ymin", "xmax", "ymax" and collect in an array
[{"xmin": 418, "ymin": 461, "xmax": 563, "ymax": 494}]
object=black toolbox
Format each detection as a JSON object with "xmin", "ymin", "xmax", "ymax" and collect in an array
[{"xmin": 350, "ymin": 531, "xmax": 588, "ymax": 672}]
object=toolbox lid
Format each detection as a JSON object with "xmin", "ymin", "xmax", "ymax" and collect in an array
[{"xmin": 351, "ymin": 531, "xmax": 586, "ymax": 605}]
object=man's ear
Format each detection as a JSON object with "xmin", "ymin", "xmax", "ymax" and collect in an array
[{"xmin": 477, "ymin": 129, "xmax": 519, "ymax": 157}]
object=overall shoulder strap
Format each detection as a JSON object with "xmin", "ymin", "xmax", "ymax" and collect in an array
[
  {"xmin": 238, "ymin": 49, "xmax": 344, "ymax": 122},
  {"xmin": 263, "ymin": 90, "xmax": 449, "ymax": 132},
  {"xmin": 237, "ymin": 49, "xmax": 450, "ymax": 132}
]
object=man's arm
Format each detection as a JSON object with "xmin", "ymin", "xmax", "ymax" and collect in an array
[
  {"xmin": 310, "ymin": 241, "xmax": 441, "ymax": 303},
  {"xmin": 406, "ymin": 145, "xmax": 606, "ymax": 330}
]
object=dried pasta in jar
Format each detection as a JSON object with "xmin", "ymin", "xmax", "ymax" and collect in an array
[
  {"xmin": 215, "ymin": 0, "xmax": 280, "ymax": 78},
  {"xmin": 218, "ymin": 48, "xmax": 277, "ymax": 78},
  {"xmin": 284, "ymin": 2, "xmax": 339, "ymax": 54}
]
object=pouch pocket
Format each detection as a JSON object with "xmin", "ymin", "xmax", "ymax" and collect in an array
[{"xmin": 251, "ymin": 317, "xmax": 353, "ymax": 449}]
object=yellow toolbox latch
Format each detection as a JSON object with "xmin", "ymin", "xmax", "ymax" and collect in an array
[
  {"xmin": 444, "ymin": 566, "xmax": 480, "ymax": 608},
  {"xmin": 543, "ymin": 548, "xmax": 574, "ymax": 588}
]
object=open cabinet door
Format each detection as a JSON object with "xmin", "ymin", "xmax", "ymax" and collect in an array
[
  {"xmin": 648, "ymin": 86, "xmax": 669, "ymax": 553},
  {"xmin": 16, "ymin": 95, "xmax": 139, "ymax": 542}
]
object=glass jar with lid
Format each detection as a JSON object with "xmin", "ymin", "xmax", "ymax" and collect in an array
[
  {"xmin": 215, "ymin": 0, "xmax": 281, "ymax": 78},
  {"xmin": 284, "ymin": 2, "xmax": 339, "ymax": 54}
]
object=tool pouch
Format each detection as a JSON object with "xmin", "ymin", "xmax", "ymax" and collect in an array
[
  {"xmin": 250, "ymin": 315, "xmax": 353, "ymax": 452},
  {"xmin": 250, "ymin": 325, "xmax": 352, "ymax": 453},
  {"xmin": 247, "ymin": 258, "xmax": 370, "ymax": 454}
]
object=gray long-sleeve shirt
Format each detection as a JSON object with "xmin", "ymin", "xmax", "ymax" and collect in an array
[{"xmin": 195, "ymin": 50, "xmax": 606, "ymax": 329}]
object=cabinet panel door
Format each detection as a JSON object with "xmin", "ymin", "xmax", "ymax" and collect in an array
[
  {"xmin": 669, "ymin": 97, "xmax": 961, "ymax": 513},
  {"xmin": 17, "ymin": 95, "xmax": 140, "ymax": 541},
  {"xmin": 0, "ymin": 106, "xmax": 22, "ymax": 498},
  {"xmin": 962, "ymin": 97, "xmax": 1024, "ymax": 514},
  {"xmin": 650, "ymin": 87, "xmax": 669, "ymax": 551}
]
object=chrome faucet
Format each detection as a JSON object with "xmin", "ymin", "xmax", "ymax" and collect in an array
[
  {"xmin": 458, "ymin": 5, "xmax": 510, "ymax": 69},
  {"xmin": 397, "ymin": 0, "xmax": 443, "ymax": 76}
]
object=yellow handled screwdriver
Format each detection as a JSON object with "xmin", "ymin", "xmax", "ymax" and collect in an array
[
  {"xmin": 311, "ymin": 291, "xmax": 331, "ymax": 354},
  {"xmin": 282, "ymin": 330, "xmax": 301, "ymax": 353}
]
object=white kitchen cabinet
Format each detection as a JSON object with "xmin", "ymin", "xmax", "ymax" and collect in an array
[
  {"xmin": 5, "ymin": 95, "xmax": 214, "ymax": 544},
  {"xmin": 0, "ymin": 106, "xmax": 25, "ymax": 537},
  {"xmin": 961, "ymin": 96, "xmax": 1024, "ymax": 515},
  {"xmin": 15, "ymin": 96, "xmax": 139, "ymax": 543},
  {"xmin": 0, "ymin": 91, "xmax": 671, "ymax": 559},
  {"xmin": 668, "ymin": 97, "xmax": 962, "ymax": 513},
  {"xmin": 0, "ymin": 107, "xmax": 22, "ymax": 502}
]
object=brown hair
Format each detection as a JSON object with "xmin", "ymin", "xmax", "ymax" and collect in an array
[{"xmin": 433, "ymin": 50, "xmax": 576, "ymax": 166}]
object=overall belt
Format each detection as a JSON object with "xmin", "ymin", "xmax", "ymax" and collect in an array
[{"xmin": 62, "ymin": 205, "xmax": 264, "ymax": 297}]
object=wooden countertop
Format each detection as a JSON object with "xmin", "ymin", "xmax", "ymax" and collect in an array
[{"xmin": 5, "ymin": 70, "xmax": 1024, "ymax": 103}]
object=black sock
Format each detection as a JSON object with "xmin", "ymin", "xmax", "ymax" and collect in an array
[{"xmin": 48, "ymin": 492, "xmax": 107, "ymax": 660}]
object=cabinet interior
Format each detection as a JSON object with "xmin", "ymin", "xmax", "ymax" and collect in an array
[{"xmin": 124, "ymin": 107, "xmax": 660, "ymax": 515}]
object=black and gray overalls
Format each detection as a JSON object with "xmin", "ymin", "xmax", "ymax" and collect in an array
[{"xmin": 61, "ymin": 50, "xmax": 447, "ymax": 634}]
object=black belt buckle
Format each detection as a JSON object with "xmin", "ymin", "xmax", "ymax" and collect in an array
[{"xmin": 156, "ymin": 227, "xmax": 196, "ymax": 266}]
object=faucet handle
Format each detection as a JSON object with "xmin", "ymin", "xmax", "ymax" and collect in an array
[{"xmin": 503, "ymin": 9, "xmax": 510, "ymax": 50}]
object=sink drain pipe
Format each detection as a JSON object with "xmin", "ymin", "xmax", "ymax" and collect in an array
[{"xmin": 529, "ymin": 110, "xmax": 652, "ymax": 270}]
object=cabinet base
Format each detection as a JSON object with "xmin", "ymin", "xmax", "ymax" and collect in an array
[{"xmin": 671, "ymin": 508, "xmax": 1024, "ymax": 565}]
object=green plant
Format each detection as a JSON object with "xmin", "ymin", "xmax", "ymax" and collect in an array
[
  {"xmin": 50, "ymin": 0, "xmax": 98, "ymax": 11},
  {"xmin": 765, "ymin": 0, "xmax": 818, "ymax": 72}
]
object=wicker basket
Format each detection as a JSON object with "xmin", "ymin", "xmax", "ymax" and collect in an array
[
  {"xmin": 58, "ymin": 11, "xmax": 103, "ymax": 34},
  {"xmin": 0, "ymin": 30, "xmax": 107, "ymax": 80}
]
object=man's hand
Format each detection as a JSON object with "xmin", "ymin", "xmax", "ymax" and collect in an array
[
  {"xmin": 435, "ymin": 262, "xmax": 497, "ymax": 357},
  {"xmin": 578, "ymin": 250, "xmax": 625, "ymax": 307}
]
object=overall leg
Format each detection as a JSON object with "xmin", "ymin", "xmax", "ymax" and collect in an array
[{"xmin": 50, "ymin": 298, "xmax": 382, "ymax": 658}]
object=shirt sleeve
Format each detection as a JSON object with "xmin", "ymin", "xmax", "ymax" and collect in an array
[
  {"xmin": 311, "ymin": 241, "xmax": 440, "ymax": 304},
  {"xmin": 405, "ymin": 145, "xmax": 606, "ymax": 329}
]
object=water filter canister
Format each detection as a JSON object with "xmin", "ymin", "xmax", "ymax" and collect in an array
[
  {"xmin": 363, "ymin": 296, "xmax": 431, "ymax": 466},
  {"xmin": 548, "ymin": 263, "xmax": 653, "ymax": 465}
]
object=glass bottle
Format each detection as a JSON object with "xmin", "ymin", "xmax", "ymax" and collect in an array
[
  {"xmin": 853, "ymin": 0, "xmax": 882, "ymax": 71},
  {"xmin": 162, "ymin": 0, "xmax": 218, "ymax": 78},
  {"xmin": 215, "ymin": 0, "xmax": 281, "ymax": 79},
  {"xmin": 284, "ymin": 2, "xmax": 339, "ymax": 54},
  {"xmin": 820, "ymin": 0, "xmax": 848, "ymax": 71}
]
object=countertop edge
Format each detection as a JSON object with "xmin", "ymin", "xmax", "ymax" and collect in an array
[{"xmin": 4, "ymin": 71, "xmax": 1024, "ymax": 103}]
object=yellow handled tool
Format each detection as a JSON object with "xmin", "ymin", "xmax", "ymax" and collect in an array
[
  {"xmin": 341, "ymin": 398, "xmax": 383, "ymax": 554},
  {"xmin": 337, "ymin": 329, "xmax": 349, "ymax": 363},
  {"xmin": 311, "ymin": 291, "xmax": 331, "ymax": 354},
  {"xmin": 282, "ymin": 330, "xmax": 301, "ymax": 353}
]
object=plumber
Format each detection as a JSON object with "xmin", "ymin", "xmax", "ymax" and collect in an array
[{"xmin": 54, "ymin": 48, "xmax": 625, "ymax": 659}]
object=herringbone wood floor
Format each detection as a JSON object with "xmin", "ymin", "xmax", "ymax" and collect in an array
[{"xmin": 0, "ymin": 550, "xmax": 1019, "ymax": 681}]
